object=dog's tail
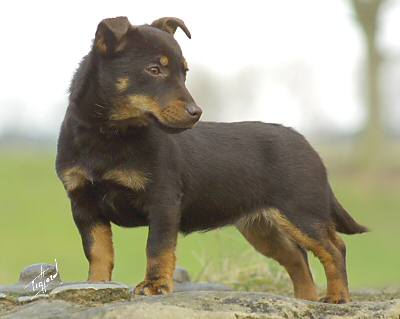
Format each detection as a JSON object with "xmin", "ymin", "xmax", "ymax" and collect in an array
[{"xmin": 330, "ymin": 188, "xmax": 368, "ymax": 234}]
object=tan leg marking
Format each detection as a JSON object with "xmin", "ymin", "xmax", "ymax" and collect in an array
[
  {"xmin": 134, "ymin": 249, "xmax": 176, "ymax": 295},
  {"xmin": 237, "ymin": 211, "xmax": 318, "ymax": 301},
  {"xmin": 88, "ymin": 224, "xmax": 114, "ymax": 282},
  {"xmin": 268, "ymin": 209, "xmax": 350, "ymax": 303}
]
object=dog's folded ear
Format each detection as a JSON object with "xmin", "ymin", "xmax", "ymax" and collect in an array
[
  {"xmin": 151, "ymin": 17, "xmax": 191, "ymax": 39},
  {"xmin": 95, "ymin": 16, "xmax": 131, "ymax": 55}
]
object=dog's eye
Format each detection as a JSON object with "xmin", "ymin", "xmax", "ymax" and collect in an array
[{"xmin": 146, "ymin": 66, "xmax": 161, "ymax": 76}]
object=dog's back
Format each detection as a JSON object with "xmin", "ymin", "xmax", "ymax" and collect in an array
[{"xmin": 173, "ymin": 122, "xmax": 323, "ymax": 231}]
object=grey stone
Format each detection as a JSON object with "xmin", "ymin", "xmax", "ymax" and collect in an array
[
  {"xmin": 0, "ymin": 284, "xmax": 27, "ymax": 297},
  {"xmin": 50, "ymin": 282, "xmax": 131, "ymax": 304},
  {"xmin": 173, "ymin": 267, "xmax": 191, "ymax": 283},
  {"xmin": 174, "ymin": 281, "xmax": 231, "ymax": 292},
  {"xmin": 1, "ymin": 290, "xmax": 399, "ymax": 319},
  {"xmin": 0, "ymin": 263, "xmax": 62, "ymax": 297},
  {"xmin": 1, "ymin": 265, "xmax": 399, "ymax": 318},
  {"xmin": 17, "ymin": 295, "xmax": 49, "ymax": 304},
  {"xmin": 1, "ymin": 300, "xmax": 86, "ymax": 319},
  {"xmin": 18, "ymin": 264, "xmax": 62, "ymax": 286},
  {"xmin": 351, "ymin": 287, "xmax": 400, "ymax": 301}
]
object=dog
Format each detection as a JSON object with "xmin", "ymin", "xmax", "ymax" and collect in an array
[{"xmin": 56, "ymin": 16, "xmax": 367, "ymax": 303}]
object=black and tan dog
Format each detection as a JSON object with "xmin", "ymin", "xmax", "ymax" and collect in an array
[{"xmin": 56, "ymin": 16, "xmax": 367, "ymax": 303}]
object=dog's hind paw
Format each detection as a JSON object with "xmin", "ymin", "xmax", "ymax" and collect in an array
[{"xmin": 319, "ymin": 294, "xmax": 350, "ymax": 304}]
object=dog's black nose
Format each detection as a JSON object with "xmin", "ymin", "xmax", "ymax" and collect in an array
[{"xmin": 186, "ymin": 104, "xmax": 202, "ymax": 118}]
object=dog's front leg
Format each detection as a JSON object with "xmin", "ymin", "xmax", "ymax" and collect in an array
[
  {"xmin": 134, "ymin": 206, "xmax": 179, "ymax": 295},
  {"xmin": 70, "ymin": 189, "xmax": 114, "ymax": 282}
]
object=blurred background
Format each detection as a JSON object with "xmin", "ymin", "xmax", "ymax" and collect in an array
[{"xmin": 0, "ymin": 0, "xmax": 399, "ymax": 292}]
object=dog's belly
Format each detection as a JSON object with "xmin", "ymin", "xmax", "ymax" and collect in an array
[
  {"xmin": 179, "ymin": 201, "xmax": 257, "ymax": 234},
  {"xmin": 94, "ymin": 183, "xmax": 148, "ymax": 227},
  {"xmin": 179, "ymin": 212, "xmax": 240, "ymax": 233}
]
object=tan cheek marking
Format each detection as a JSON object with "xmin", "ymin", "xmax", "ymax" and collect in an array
[
  {"xmin": 183, "ymin": 60, "xmax": 188, "ymax": 71},
  {"xmin": 88, "ymin": 224, "xmax": 114, "ymax": 282},
  {"xmin": 110, "ymin": 94, "xmax": 190, "ymax": 128},
  {"xmin": 60, "ymin": 167, "xmax": 89, "ymax": 192},
  {"xmin": 109, "ymin": 105, "xmax": 146, "ymax": 121},
  {"xmin": 103, "ymin": 169, "xmax": 149, "ymax": 191},
  {"xmin": 160, "ymin": 100, "xmax": 188, "ymax": 126},
  {"xmin": 110, "ymin": 95, "xmax": 161, "ymax": 122},
  {"xmin": 160, "ymin": 55, "xmax": 169, "ymax": 66},
  {"xmin": 115, "ymin": 76, "xmax": 130, "ymax": 93},
  {"xmin": 128, "ymin": 95, "xmax": 161, "ymax": 113}
]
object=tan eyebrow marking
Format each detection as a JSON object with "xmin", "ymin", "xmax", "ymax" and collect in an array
[
  {"xmin": 183, "ymin": 60, "xmax": 189, "ymax": 71},
  {"xmin": 160, "ymin": 56, "xmax": 169, "ymax": 66}
]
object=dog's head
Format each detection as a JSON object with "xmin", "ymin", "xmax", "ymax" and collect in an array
[{"xmin": 90, "ymin": 16, "xmax": 201, "ymax": 131}]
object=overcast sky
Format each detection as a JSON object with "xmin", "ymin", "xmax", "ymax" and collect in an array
[{"xmin": 0, "ymin": 0, "xmax": 399, "ymax": 136}]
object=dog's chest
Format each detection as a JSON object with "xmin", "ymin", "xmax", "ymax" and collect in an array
[
  {"xmin": 59, "ymin": 163, "xmax": 149, "ymax": 193},
  {"xmin": 95, "ymin": 183, "xmax": 149, "ymax": 227},
  {"xmin": 60, "ymin": 163, "xmax": 149, "ymax": 226}
]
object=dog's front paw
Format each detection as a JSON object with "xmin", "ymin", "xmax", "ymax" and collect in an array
[{"xmin": 134, "ymin": 278, "xmax": 173, "ymax": 295}]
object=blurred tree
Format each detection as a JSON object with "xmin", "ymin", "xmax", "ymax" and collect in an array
[{"xmin": 350, "ymin": 0, "xmax": 387, "ymax": 167}]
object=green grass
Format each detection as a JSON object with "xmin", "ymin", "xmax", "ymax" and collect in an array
[{"xmin": 0, "ymin": 150, "xmax": 399, "ymax": 290}]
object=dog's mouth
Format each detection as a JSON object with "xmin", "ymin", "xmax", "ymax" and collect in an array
[
  {"xmin": 106, "ymin": 112, "xmax": 199, "ymax": 134},
  {"xmin": 149, "ymin": 114, "xmax": 198, "ymax": 134},
  {"xmin": 107, "ymin": 97, "xmax": 201, "ymax": 133},
  {"xmin": 153, "ymin": 102, "xmax": 202, "ymax": 132}
]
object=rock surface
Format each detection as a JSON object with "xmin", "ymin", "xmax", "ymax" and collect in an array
[
  {"xmin": 0, "ymin": 263, "xmax": 229, "ymax": 300},
  {"xmin": 49, "ymin": 282, "xmax": 131, "ymax": 304},
  {"xmin": 1, "ymin": 290, "xmax": 400, "ymax": 319},
  {"xmin": 1, "ymin": 264, "xmax": 399, "ymax": 318}
]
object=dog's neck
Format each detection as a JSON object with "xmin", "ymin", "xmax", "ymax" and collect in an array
[{"xmin": 68, "ymin": 52, "xmax": 110, "ymax": 129}]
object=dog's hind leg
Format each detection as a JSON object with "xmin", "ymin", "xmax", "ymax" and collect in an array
[
  {"xmin": 325, "ymin": 227, "xmax": 349, "ymax": 297},
  {"xmin": 313, "ymin": 232, "xmax": 349, "ymax": 304},
  {"xmin": 268, "ymin": 209, "xmax": 350, "ymax": 303},
  {"xmin": 236, "ymin": 211, "xmax": 318, "ymax": 301}
]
